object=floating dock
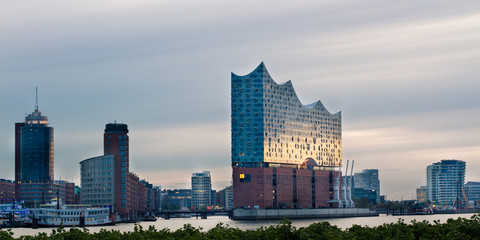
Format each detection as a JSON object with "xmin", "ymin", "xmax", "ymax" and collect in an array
[{"xmin": 232, "ymin": 208, "xmax": 378, "ymax": 220}]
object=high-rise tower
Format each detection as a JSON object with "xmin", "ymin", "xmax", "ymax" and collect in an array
[
  {"xmin": 20, "ymin": 105, "xmax": 54, "ymax": 182},
  {"xmin": 17, "ymin": 88, "xmax": 56, "ymax": 205},
  {"xmin": 104, "ymin": 123, "xmax": 130, "ymax": 216}
]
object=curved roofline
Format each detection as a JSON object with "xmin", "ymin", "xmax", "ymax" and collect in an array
[
  {"xmin": 233, "ymin": 62, "xmax": 340, "ymax": 115},
  {"xmin": 79, "ymin": 155, "xmax": 115, "ymax": 164},
  {"xmin": 231, "ymin": 61, "xmax": 266, "ymax": 78}
]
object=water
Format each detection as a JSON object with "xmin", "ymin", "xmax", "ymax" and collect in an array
[{"xmin": 7, "ymin": 213, "xmax": 476, "ymax": 237}]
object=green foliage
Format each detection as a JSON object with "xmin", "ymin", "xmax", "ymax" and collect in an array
[{"xmin": 2, "ymin": 214, "xmax": 480, "ymax": 239}]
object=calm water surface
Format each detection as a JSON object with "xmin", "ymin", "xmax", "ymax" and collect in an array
[{"xmin": 8, "ymin": 213, "xmax": 476, "ymax": 237}]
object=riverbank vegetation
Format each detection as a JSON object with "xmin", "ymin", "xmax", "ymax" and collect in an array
[{"xmin": 1, "ymin": 214, "xmax": 480, "ymax": 239}]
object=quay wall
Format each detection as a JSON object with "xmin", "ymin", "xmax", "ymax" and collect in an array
[{"xmin": 232, "ymin": 208, "xmax": 378, "ymax": 220}]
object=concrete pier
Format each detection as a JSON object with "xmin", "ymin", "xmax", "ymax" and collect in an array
[{"xmin": 232, "ymin": 208, "xmax": 378, "ymax": 220}]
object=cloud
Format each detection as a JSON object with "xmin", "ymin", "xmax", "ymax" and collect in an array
[{"xmin": 0, "ymin": 0, "xmax": 479, "ymax": 198}]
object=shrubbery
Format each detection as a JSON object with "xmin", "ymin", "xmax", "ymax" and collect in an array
[{"xmin": 1, "ymin": 214, "xmax": 480, "ymax": 239}]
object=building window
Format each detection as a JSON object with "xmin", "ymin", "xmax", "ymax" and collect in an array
[{"xmin": 239, "ymin": 174, "xmax": 251, "ymax": 182}]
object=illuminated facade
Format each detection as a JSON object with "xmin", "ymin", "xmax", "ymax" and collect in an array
[
  {"xmin": 231, "ymin": 63, "xmax": 342, "ymax": 209},
  {"xmin": 191, "ymin": 171, "xmax": 212, "ymax": 209},
  {"xmin": 231, "ymin": 62, "xmax": 341, "ymax": 168}
]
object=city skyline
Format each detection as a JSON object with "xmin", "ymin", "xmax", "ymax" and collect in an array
[{"xmin": 1, "ymin": 0, "xmax": 479, "ymax": 200}]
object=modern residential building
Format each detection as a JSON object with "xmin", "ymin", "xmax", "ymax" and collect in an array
[
  {"xmin": 464, "ymin": 181, "xmax": 480, "ymax": 203},
  {"xmin": 231, "ymin": 62, "xmax": 342, "ymax": 209},
  {"xmin": 191, "ymin": 171, "xmax": 212, "ymax": 209},
  {"xmin": 426, "ymin": 160, "xmax": 466, "ymax": 206},
  {"xmin": 416, "ymin": 186, "xmax": 427, "ymax": 203},
  {"xmin": 353, "ymin": 169, "xmax": 380, "ymax": 204},
  {"xmin": 80, "ymin": 155, "xmax": 115, "ymax": 208}
]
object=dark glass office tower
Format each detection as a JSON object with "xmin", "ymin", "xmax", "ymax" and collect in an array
[
  {"xmin": 20, "ymin": 108, "xmax": 54, "ymax": 182},
  {"xmin": 17, "ymin": 95, "xmax": 56, "ymax": 206}
]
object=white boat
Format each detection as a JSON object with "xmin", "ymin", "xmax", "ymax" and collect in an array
[{"xmin": 26, "ymin": 202, "xmax": 114, "ymax": 227}]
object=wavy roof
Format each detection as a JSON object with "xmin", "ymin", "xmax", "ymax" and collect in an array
[{"xmin": 232, "ymin": 62, "xmax": 340, "ymax": 116}]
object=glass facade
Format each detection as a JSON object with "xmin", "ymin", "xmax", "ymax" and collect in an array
[
  {"xmin": 353, "ymin": 169, "xmax": 380, "ymax": 204},
  {"xmin": 231, "ymin": 62, "xmax": 342, "ymax": 168},
  {"xmin": 20, "ymin": 109, "xmax": 54, "ymax": 182},
  {"xmin": 80, "ymin": 155, "xmax": 115, "ymax": 207},
  {"xmin": 191, "ymin": 171, "xmax": 211, "ymax": 209}
]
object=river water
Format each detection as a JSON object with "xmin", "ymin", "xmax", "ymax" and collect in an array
[{"xmin": 7, "ymin": 213, "xmax": 476, "ymax": 237}]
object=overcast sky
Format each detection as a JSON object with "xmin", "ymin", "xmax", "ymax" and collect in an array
[{"xmin": 1, "ymin": 0, "xmax": 479, "ymax": 200}]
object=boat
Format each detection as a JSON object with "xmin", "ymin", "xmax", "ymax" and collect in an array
[
  {"xmin": 411, "ymin": 202, "xmax": 433, "ymax": 215},
  {"xmin": 142, "ymin": 215, "xmax": 157, "ymax": 222},
  {"xmin": 25, "ymin": 202, "xmax": 114, "ymax": 227}
]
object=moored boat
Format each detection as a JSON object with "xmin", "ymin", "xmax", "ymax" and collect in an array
[{"xmin": 25, "ymin": 202, "xmax": 114, "ymax": 227}]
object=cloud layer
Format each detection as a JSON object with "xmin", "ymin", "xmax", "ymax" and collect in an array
[{"xmin": 1, "ymin": 0, "xmax": 479, "ymax": 200}]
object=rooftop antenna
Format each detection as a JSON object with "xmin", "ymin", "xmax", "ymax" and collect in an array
[{"xmin": 35, "ymin": 87, "xmax": 39, "ymax": 112}]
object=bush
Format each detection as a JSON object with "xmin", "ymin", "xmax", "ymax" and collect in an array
[{"xmin": 1, "ymin": 214, "xmax": 480, "ymax": 239}]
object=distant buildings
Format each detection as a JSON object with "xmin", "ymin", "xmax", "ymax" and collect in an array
[
  {"xmin": 353, "ymin": 169, "xmax": 380, "ymax": 204},
  {"xmin": 140, "ymin": 180, "xmax": 161, "ymax": 214},
  {"xmin": 162, "ymin": 189, "xmax": 191, "ymax": 210},
  {"xmin": 0, "ymin": 179, "xmax": 15, "ymax": 203},
  {"xmin": 215, "ymin": 185, "xmax": 233, "ymax": 210},
  {"xmin": 416, "ymin": 186, "xmax": 427, "ymax": 203},
  {"xmin": 191, "ymin": 171, "xmax": 212, "ymax": 209},
  {"xmin": 464, "ymin": 181, "xmax": 480, "ymax": 203},
  {"xmin": 153, "ymin": 186, "xmax": 162, "ymax": 212},
  {"xmin": 231, "ymin": 63, "xmax": 342, "ymax": 209},
  {"xmin": 426, "ymin": 159, "xmax": 466, "ymax": 206}
]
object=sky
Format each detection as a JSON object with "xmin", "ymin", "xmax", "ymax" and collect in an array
[{"xmin": 1, "ymin": 0, "xmax": 479, "ymax": 200}]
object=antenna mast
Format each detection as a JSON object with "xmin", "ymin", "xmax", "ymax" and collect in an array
[{"xmin": 35, "ymin": 87, "xmax": 39, "ymax": 112}]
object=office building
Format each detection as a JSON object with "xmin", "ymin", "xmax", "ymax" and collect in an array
[
  {"xmin": 15, "ymin": 92, "xmax": 62, "ymax": 206},
  {"xmin": 191, "ymin": 171, "xmax": 212, "ymax": 209},
  {"xmin": 231, "ymin": 62, "xmax": 342, "ymax": 209},
  {"xmin": 426, "ymin": 159, "xmax": 466, "ymax": 206},
  {"xmin": 80, "ymin": 155, "xmax": 115, "ymax": 207},
  {"xmin": 163, "ymin": 189, "xmax": 191, "ymax": 210},
  {"xmin": 81, "ymin": 123, "xmax": 147, "ymax": 219},
  {"xmin": 104, "ymin": 123, "xmax": 129, "ymax": 215},
  {"xmin": 353, "ymin": 169, "xmax": 380, "ymax": 204}
]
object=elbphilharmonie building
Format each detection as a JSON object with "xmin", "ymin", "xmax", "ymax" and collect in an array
[{"xmin": 231, "ymin": 62, "xmax": 342, "ymax": 209}]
